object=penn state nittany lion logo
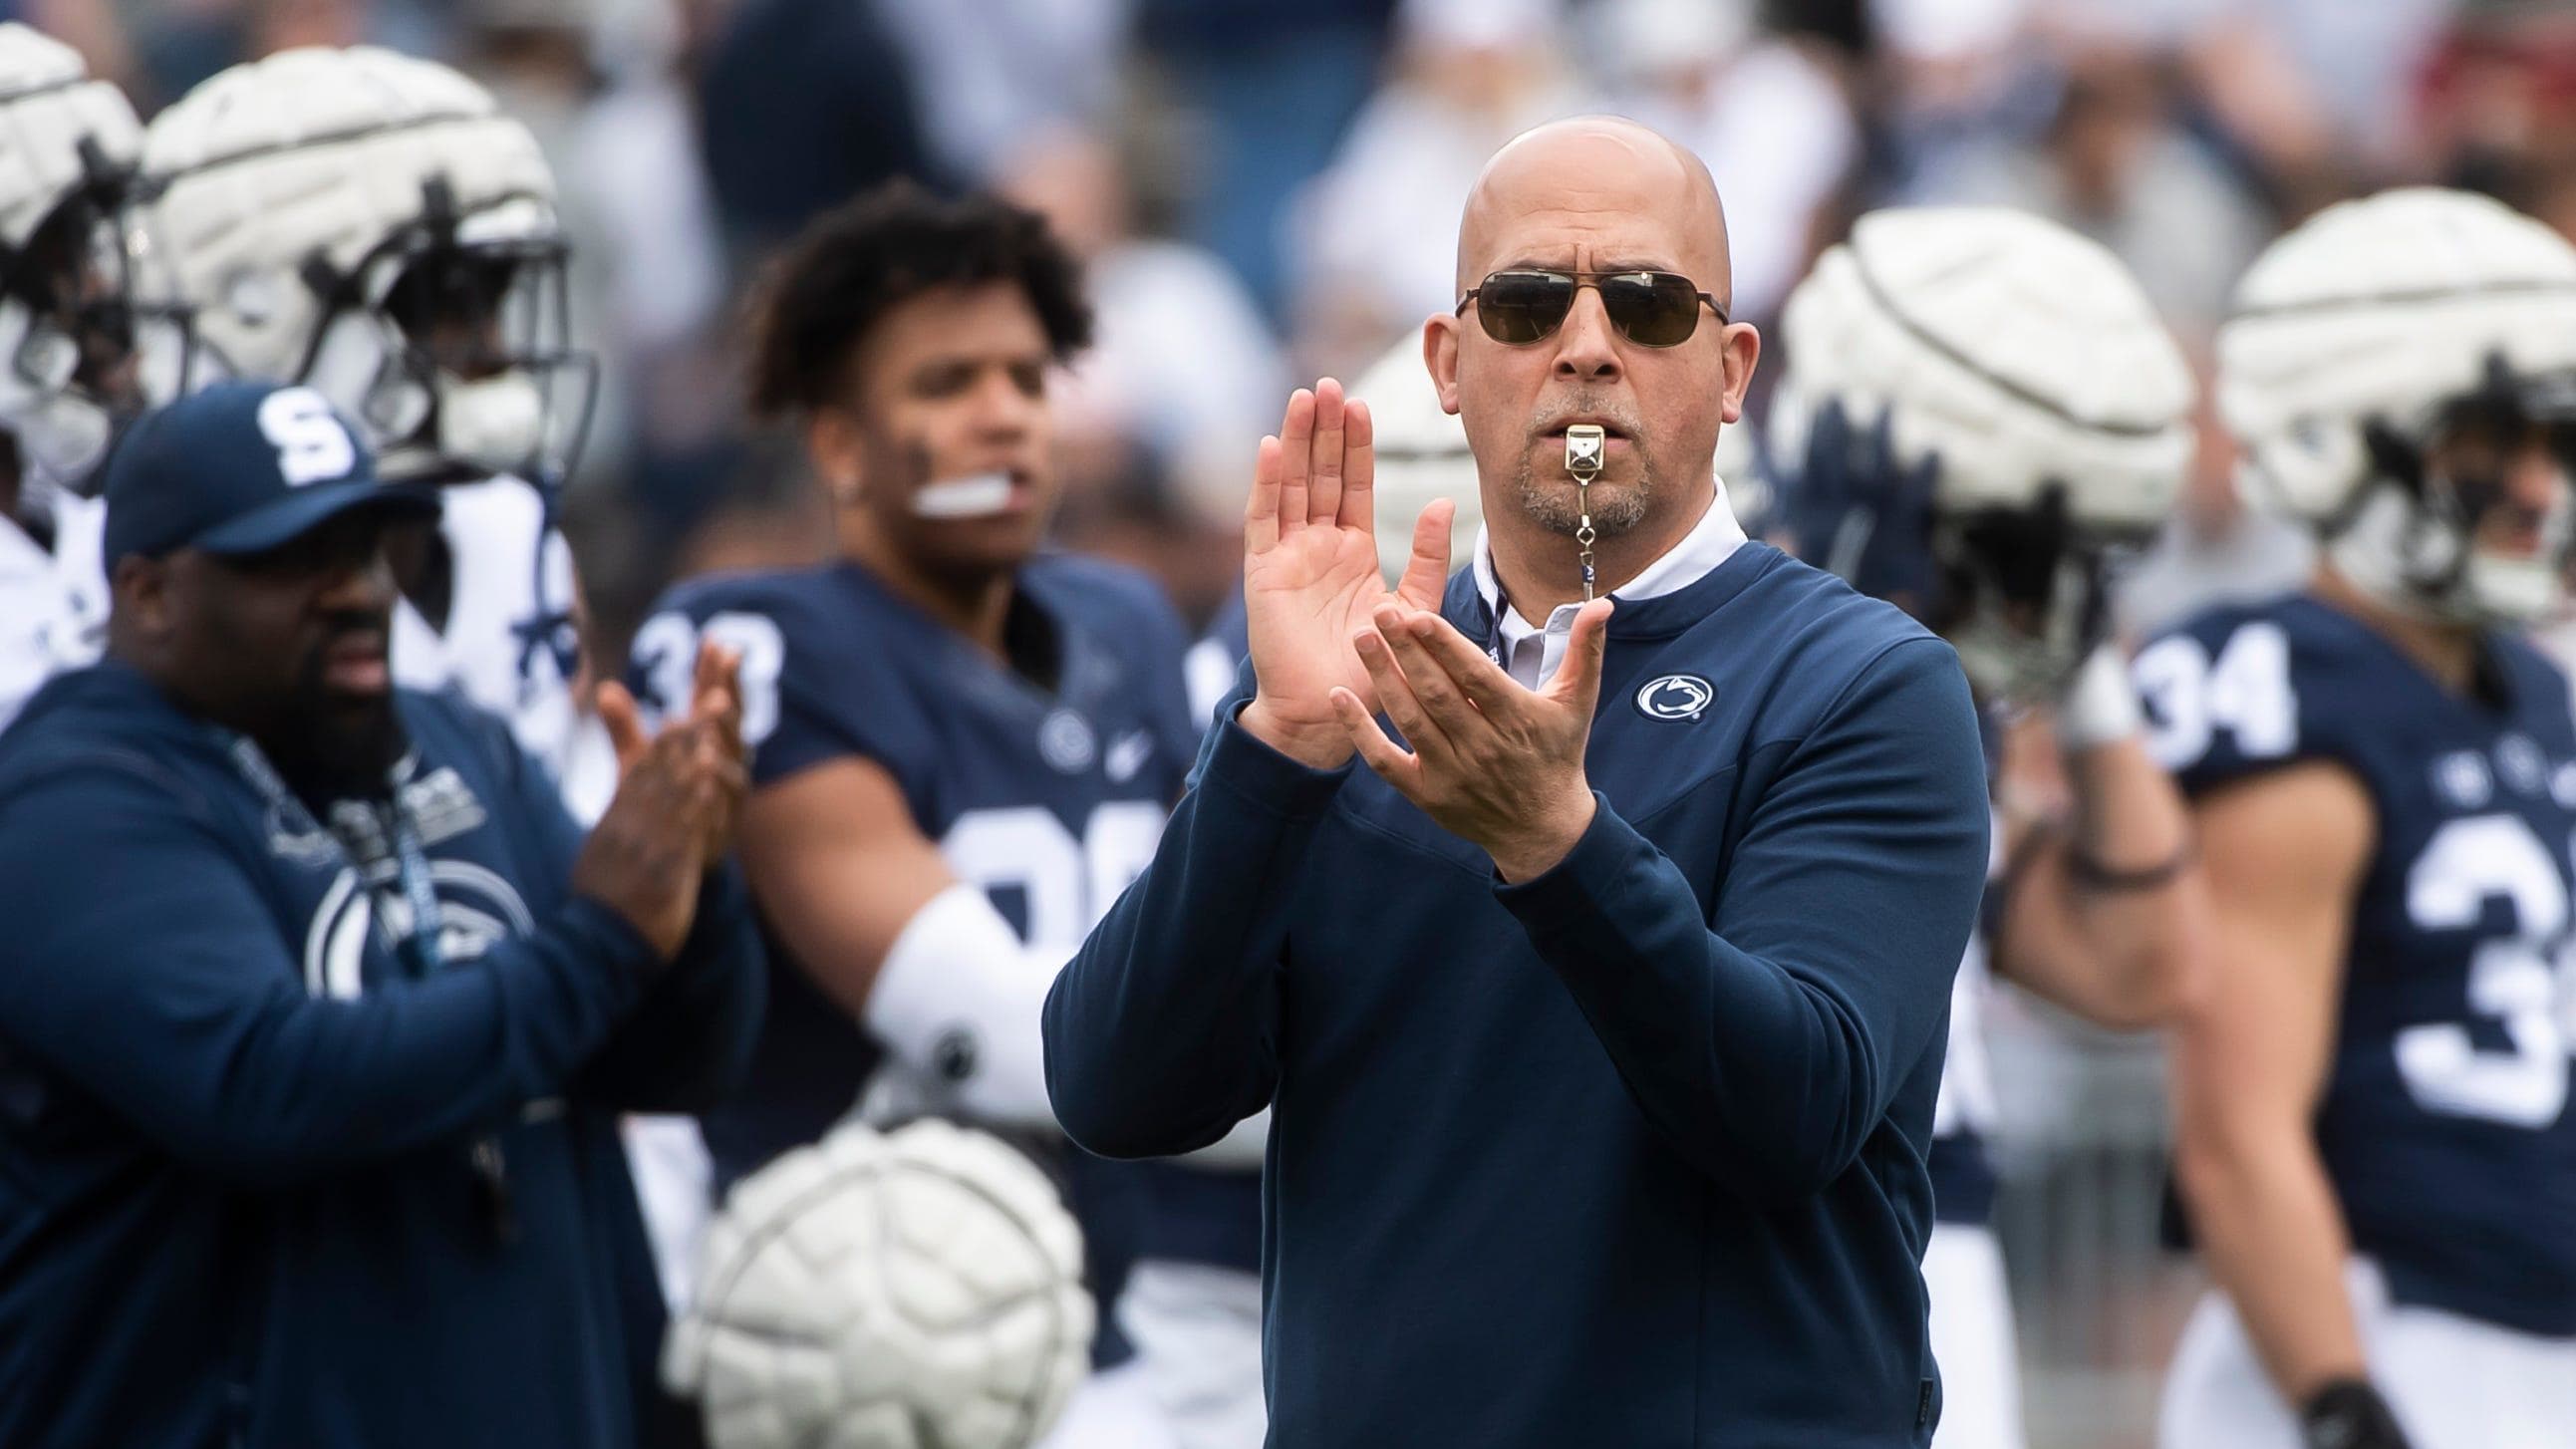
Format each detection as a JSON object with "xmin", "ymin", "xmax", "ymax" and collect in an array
[
  {"xmin": 1634, "ymin": 674, "xmax": 1714, "ymax": 722},
  {"xmin": 301, "ymin": 862, "xmax": 537, "ymax": 1000}
]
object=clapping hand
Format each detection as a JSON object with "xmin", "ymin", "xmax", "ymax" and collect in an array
[
  {"xmin": 576, "ymin": 641, "xmax": 749, "ymax": 960},
  {"xmin": 1330, "ymin": 599, "xmax": 1612, "ymax": 883},
  {"xmin": 1238, "ymin": 378, "xmax": 1454, "ymax": 768}
]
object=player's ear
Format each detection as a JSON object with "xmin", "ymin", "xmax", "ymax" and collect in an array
[
  {"xmin": 1424, "ymin": 316, "xmax": 1463, "ymax": 418},
  {"xmin": 807, "ymin": 407, "xmax": 866, "ymax": 506}
]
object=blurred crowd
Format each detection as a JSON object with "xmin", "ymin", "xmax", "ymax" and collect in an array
[{"xmin": 23, "ymin": 0, "xmax": 2576, "ymax": 671}]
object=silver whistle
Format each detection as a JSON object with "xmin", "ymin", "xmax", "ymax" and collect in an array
[
  {"xmin": 1566, "ymin": 425, "xmax": 1604, "ymax": 600},
  {"xmin": 1564, "ymin": 424, "xmax": 1606, "ymax": 483}
]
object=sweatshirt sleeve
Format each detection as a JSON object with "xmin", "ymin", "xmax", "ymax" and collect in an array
[
  {"xmin": 475, "ymin": 709, "xmax": 769, "ymax": 1116},
  {"xmin": 1042, "ymin": 711, "xmax": 1343, "ymax": 1158},
  {"xmin": 1495, "ymin": 638, "xmax": 1988, "ymax": 1201},
  {"xmin": 0, "ymin": 760, "xmax": 656, "ymax": 1187},
  {"xmin": 570, "ymin": 861, "xmax": 766, "ymax": 1112}
]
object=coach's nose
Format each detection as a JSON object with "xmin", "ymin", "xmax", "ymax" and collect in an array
[
  {"xmin": 317, "ymin": 534, "xmax": 401, "ymax": 616},
  {"xmin": 1552, "ymin": 285, "xmax": 1623, "ymax": 386}
]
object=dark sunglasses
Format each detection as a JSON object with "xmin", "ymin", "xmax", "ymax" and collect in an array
[{"xmin": 1455, "ymin": 269, "xmax": 1728, "ymax": 348}]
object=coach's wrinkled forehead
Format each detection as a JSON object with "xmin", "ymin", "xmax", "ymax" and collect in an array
[{"xmin": 1455, "ymin": 117, "xmax": 1732, "ymax": 302}]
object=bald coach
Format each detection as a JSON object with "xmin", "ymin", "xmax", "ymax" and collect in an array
[{"xmin": 1045, "ymin": 118, "xmax": 1990, "ymax": 1448}]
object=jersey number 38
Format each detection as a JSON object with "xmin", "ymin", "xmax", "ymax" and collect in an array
[{"xmin": 632, "ymin": 610, "xmax": 787, "ymax": 746}]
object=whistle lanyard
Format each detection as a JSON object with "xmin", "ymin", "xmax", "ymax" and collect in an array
[
  {"xmin": 219, "ymin": 732, "xmax": 518, "ymax": 1245},
  {"xmin": 382, "ymin": 805, "xmax": 445, "ymax": 978},
  {"xmin": 1576, "ymin": 486, "xmax": 1598, "ymax": 601}
]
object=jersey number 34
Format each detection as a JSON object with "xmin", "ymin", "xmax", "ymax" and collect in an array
[{"xmin": 2138, "ymin": 623, "xmax": 2576, "ymax": 1130}]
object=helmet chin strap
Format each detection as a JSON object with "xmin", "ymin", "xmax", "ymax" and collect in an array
[
  {"xmin": 0, "ymin": 301, "xmax": 114, "ymax": 490},
  {"xmin": 1566, "ymin": 425, "xmax": 1604, "ymax": 601},
  {"xmin": 437, "ymin": 371, "xmax": 542, "ymax": 475},
  {"xmin": 308, "ymin": 310, "xmax": 550, "ymax": 481}
]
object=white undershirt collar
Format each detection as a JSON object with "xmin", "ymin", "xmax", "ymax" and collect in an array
[{"xmin": 1471, "ymin": 476, "xmax": 1747, "ymax": 690}]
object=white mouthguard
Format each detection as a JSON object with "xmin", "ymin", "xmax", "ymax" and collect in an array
[{"xmin": 911, "ymin": 472, "xmax": 1015, "ymax": 519}]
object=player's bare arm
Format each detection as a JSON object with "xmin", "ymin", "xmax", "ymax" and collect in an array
[
  {"xmin": 2168, "ymin": 760, "xmax": 2376, "ymax": 1404},
  {"xmin": 1994, "ymin": 721, "xmax": 2209, "ymax": 1029},
  {"xmin": 734, "ymin": 757, "xmax": 957, "ymax": 1013}
]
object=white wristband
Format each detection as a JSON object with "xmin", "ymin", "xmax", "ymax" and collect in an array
[
  {"xmin": 864, "ymin": 883, "xmax": 1064, "ymax": 1131},
  {"xmin": 2055, "ymin": 644, "xmax": 2143, "ymax": 752}
]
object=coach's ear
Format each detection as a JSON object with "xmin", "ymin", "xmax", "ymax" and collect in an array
[
  {"xmin": 1424, "ymin": 315, "xmax": 1463, "ymax": 417},
  {"xmin": 1716, "ymin": 320, "xmax": 1761, "ymax": 425},
  {"xmin": 112, "ymin": 553, "xmax": 175, "ymax": 644}
]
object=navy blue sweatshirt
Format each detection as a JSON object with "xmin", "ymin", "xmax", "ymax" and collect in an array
[
  {"xmin": 0, "ymin": 663, "xmax": 764, "ymax": 1449},
  {"xmin": 1044, "ymin": 544, "xmax": 1989, "ymax": 1447}
]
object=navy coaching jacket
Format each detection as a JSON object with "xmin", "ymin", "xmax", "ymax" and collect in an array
[
  {"xmin": 1045, "ymin": 542, "xmax": 1990, "ymax": 1447},
  {"xmin": 0, "ymin": 662, "xmax": 763, "ymax": 1449}
]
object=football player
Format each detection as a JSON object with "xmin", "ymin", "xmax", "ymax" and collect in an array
[
  {"xmin": 0, "ymin": 24, "xmax": 159, "ymax": 729},
  {"xmin": 2149, "ymin": 187, "xmax": 2576, "ymax": 1449},
  {"xmin": 1771, "ymin": 206, "xmax": 2207, "ymax": 1448},
  {"xmin": 631, "ymin": 181, "xmax": 1198, "ymax": 1448},
  {"xmin": 137, "ymin": 46, "xmax": 609, "ymax": 814}
]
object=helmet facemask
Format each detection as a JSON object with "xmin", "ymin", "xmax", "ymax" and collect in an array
[
  {"xmin": 295, "ymin": 177, "xmax": 595, "ymax": 486},
  {"xmin": 0, "ymin": 137, "xmax": 193, "ymax": 503},
  {"xmin": 1778, "ymin": 395, "xmax": 2125, "ymax": 708},
  {"xmin": 1932, "ymin": 483, "xmax": 2123, "ymax": 707},
  {"xmin": 2331, "ymin": 357, "xmax": 2576, "ymax": 627}
]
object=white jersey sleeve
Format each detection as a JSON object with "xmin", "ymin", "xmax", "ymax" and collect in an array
[
  {"xmin": 1930, "ymin": 806, "xmax": 2005, "ymax": 1142},
  {"xmin": 412, "ymin": 474, "xmax": 611, "ymax": 819},
  {"xmin": 0, "ymin": 500, "xmax": 106, "ymax": 732},
  {"xmin": 391, "ymin": 595, "xmax": 457, "ymax": 692}
]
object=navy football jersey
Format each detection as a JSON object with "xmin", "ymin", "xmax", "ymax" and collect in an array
[
  {"xmin": 633, "ymin": 553, "xmax": 1202, "ymax": 1367},
  {"xmin": 630, "ymin": 553, "xmax": 1201, "ymax": 1179},
  {"xmin": 2136, "ymin": 591, "xmax": 2576, "ymax": 1335}
]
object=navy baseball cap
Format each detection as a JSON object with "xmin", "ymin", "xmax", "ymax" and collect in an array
[{"xmin": 102, "ymin": 381, "xmax": 439, "ymax": 568}]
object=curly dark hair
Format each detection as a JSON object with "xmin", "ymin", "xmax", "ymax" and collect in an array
[{"xmin": 743, "ymin": 179, "xmax": 1093, "ymax": 420}]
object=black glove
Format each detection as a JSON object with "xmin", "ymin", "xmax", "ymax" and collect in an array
[{"xmin": 2300, "ymin": 1378, "xmax": 2414, "ymax": 1449}]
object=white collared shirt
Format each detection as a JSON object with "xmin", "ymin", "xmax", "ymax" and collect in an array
[{"xmin": 1472, "ymin": 477, "xmax": 1749, "ymax": 690}]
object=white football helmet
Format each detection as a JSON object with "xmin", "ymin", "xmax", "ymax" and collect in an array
[
  {"xmin": 2220, "ymin": 186, "xmax": 2576, "ymax": 625},
  {"xmin": 140, "ymin": 46, "xmax": 594, "ymax": 485},
  {"xmin": 1772, "ymin": 205, "xmax": 2195, "ymax": 701},
  {"xmin": 0, "ymin": 23, "xmax": 162, "ymax": 496},
  {"xmin": 665, "ymin": 1119, "xmax": 1091, "ymax": 1449},
  {"xmin": 1352, "ymin": 336, "xmax": 1481, "ymax": 583}
]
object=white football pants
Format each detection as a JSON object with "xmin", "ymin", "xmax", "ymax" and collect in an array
[
  {"xmin": 1117, "ymin": 1259, "xmax": 1269, "ymax": 1449},
  {"xmin": 1926, "ymin": 1223, "xmax": 2029, "ymax": 1449},
  {"xmin": 1039, "ymin": 1358, "xmax": 1181, "ymax": 1449},
  {"xmin": 2160, "ymin": 1258, "xmax": 2576, "ymax": 1449},
  {"xmin": 623, "ymin": 1112, "xmax": 716, "ymax": 1308}
]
